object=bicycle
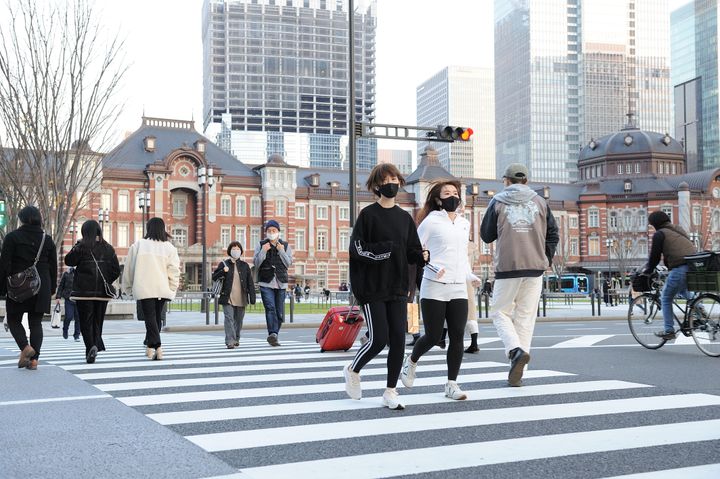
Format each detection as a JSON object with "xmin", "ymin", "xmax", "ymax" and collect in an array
[{"xmin": 628, "ymin": 270, "xmax": 720, "ymax": 357}]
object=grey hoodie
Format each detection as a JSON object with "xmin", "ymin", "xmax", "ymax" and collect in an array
[{"xmin": 480, "ymin": 184, "xmax": 559, "ymax": 279}]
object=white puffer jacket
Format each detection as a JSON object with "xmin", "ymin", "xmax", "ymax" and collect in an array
[{"xmin": 122, "ymin": 238, "xmax": 180, "ymax": 300}]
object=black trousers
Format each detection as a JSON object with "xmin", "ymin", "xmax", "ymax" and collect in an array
[
  {"xmin": 6, "ymin": 310, "xmax": 43, "ymax": 360},
  {"xmin": 350, "ymin": 300, "xmax": 407, "ymax": 388},
  {"xmin": 76, "ymin": 300, "xmax": 109, "ymax": 354},
  {"xmin": 140, "ymin": 298, "xmax": 167, "ymax": 348},
  {"xmin": 411, "ymin": 298, "xmax": 468, "ymax": 381}
]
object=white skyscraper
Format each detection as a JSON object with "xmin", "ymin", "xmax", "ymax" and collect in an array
[
  {"xmin": 495, "ymin": 0, "xmax": 672, "ymax": 184},
  {"xmin": 416, "ymin": 66, "xmax": 495, "ymax": 179}
]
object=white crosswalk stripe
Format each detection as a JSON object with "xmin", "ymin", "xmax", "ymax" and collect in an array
[{"xmin": 1, "ymin": 332, "xmax": 719, "ymax": 478}]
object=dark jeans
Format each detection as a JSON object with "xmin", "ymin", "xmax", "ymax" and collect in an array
[
  {"xmin": 6, "ymin": 311, "xmax": 43, "ymax": 360},
  {"xmin": 63, "ymin": 299, "xmax": 80, "ymax": 339},
  {"xmin": 76, "ymin": 300, "xmax": 109, "ymax": 354},
  {"xmin": 350, "ymin": 300, "xmax": 407, "ymax": 388},
  {"xmin": 260, "ymin": 287, "xmax": 285, "ymax": 335},
  {"xmin": 140, "ymin": 298, "xmax": 168, "ymax": 348},
  {"xmin": 412, "ymin": 298, "xmax": 468, "ymax": 381}
]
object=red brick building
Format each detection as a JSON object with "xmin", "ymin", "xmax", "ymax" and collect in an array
[{"xmin": 64, "ymin": 117, "xmax": 720, "ymax": 291}]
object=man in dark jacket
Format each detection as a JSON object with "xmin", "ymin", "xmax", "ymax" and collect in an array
[
  {"xmin": 644, "ymin": 211, "xmax": 697, "ymax": 339},
  {"xmin": 56, "ymin": 266, "xmax": 80, "ymax": 340},
  {"xmin": 481, "ymin": 163, "xmax": 559, "ymax": 387}
]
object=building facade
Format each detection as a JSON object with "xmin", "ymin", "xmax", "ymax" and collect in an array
[
  {"xmin": 202, "ymin": 0, "xmax": 377, "ymax": 170},
  {"xmin": 671, "ymin": 0, "xmax": 720, "ymax": 172},
  {"xmin": 377, "ymin": 149, "xmax": 413, "ymax": 175},
  {"xmin": 416, "ymin": 66, "xmax": 495, "ymax": 179},
  {"xmin": 46, "ymin": 117, "xmax": 720, "ymax": 293},
  {"xmin": 495, "ymin": 0, "xmax": 672, "ymax": 184}
]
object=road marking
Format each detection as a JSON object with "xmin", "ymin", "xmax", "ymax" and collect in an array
[
  {"xmin": 117, "ymin": 370, "xmax": 573, "ymax": 407},
  {"xmin": 188, "ymin": 394, "xmax": 720, "ymax": 452},
  {"xmin": 0, "ymin": 394, "xmax": 112, "ymax": 406},
  {"xmin": 238, "ymin": 419, "xmax": 720, "ymax": 478},
  {"xmin": 601, "ymin": 463, "xmax": 720, "ymax": 478},
  {"xmin": 550, "ymin": 335, "xmax": 615, "ymax": 348},
  {"xmin": 149, "ymin": 380, "xmax": 651, "ymax": 425}
]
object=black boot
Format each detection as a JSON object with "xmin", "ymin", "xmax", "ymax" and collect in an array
[
  {"xmin": 406, "ymin": 333, "xmax": 420, "ymax": 346},
  {"xmin": 465, "ymin": 333, "xmax": 479, "ymax": 354}
]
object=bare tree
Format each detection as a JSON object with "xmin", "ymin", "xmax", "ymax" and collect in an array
[
  {"xmin": 0, "ymin": 0, "xmax": 126, "ymax": 245},
  {"xmin": 608, "ymin": 209, "xmax": 645, "ymax": 284}
]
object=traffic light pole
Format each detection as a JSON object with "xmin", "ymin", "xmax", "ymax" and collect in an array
[
  {"xmin": 354, "ymin": 123, "xmax": 464, "ymax": 142},
  {"xmin": 348, "ymin": 0, "xmax": 357, "ymax": 227}
]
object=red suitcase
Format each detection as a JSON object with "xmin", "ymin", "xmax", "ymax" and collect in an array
[{"xmin": 316, "ymin": 306, "xmax": 365, "ymax": 352}]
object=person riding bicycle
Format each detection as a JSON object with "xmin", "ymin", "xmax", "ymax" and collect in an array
[{"xmin": 643, "ymin": 211, "xmax": 696, "ymax": 340}]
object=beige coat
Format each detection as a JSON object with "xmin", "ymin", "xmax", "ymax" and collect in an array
[{"xmin": 122, "ymin": 238, "xmax": 180, "ymax": 301}]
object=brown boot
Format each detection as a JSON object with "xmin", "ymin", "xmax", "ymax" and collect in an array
[
  {"xmin": 26, "ymin": 359, "xmax": 38, "ymax": 370},
  {"xmin": 17, "ymin": 345, "xmax": 35, "ymax": 368}
]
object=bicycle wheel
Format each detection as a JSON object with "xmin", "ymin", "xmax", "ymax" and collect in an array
[
  {"xmin": 628, "ymin": 293, "xmax": 666, "ymax": 349},
  {"xmin": 688, "ymin": 294, "xmax": 720, "ymax": 357}
]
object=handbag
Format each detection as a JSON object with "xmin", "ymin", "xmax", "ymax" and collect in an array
[
  {"xmin": 6, "ymin": 232, "xmax": 46, "ymax": 302},
  {"xmin": 91, "ymin": 252, "xmax": 118, "ymax": 299},
  {"xmin": 50, "ymin": 302, "xmax": 62, "ymax": 328},
  {"xmin": 211, "ymin": 260, "xmax": 228, "ymax": 296}
]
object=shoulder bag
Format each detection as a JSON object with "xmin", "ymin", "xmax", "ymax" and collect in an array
[
  {"xmin": 211, "ymin": 260, "xmax": 228, "ymax": 296},
  {"xmin": 91, "ymin": 251, "xmax": 118, "ymax": 299},
  {"xmin": 6, "ymin": 233, "xmax": 46, "ymax": 302}
]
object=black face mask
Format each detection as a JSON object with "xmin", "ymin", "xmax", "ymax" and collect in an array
[
  {"xmin": 440, "ymin": 196, "xmax": 461, "ymax": 212},
  {"xmin": 377, "ymin": 183, "xmax": 399, "ymax": 198}
]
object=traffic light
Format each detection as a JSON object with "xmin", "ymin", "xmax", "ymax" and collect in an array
[
  {"xmin": 0, "ymin": 199, "xmax": 6, "ymax": 228},
  {"xmin": 432, "ymin": 126, "xmax": 474, "ymax": 142}
]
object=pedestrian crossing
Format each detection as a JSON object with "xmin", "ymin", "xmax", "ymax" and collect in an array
[{"xmin": 1, "ymin": 333, "xmax": 719, "ymax": 478}]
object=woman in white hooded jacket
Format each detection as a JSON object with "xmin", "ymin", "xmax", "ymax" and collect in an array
[
  {"xmin": 123, "ymin": 217, "xmax": 180, "ymax": 360},
  {"xmin": 400, "ymin": 179, "xmax": 480, "ymax": 400}
]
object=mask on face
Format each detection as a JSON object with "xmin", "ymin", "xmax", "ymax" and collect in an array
[
  {"xmin": 267, "ymin": 232, "xmax": 280, "ymax": 241},
  {"xmin": 377, "ymin": 183, "xmax": 399, "ymax": 198},
  {"xmin": 230, "ymin": 250, "xmax": 242, "ymax": 259},
  {"xmin": 440, "ymin": 196, "xmax": 461, "ymax": 212}
]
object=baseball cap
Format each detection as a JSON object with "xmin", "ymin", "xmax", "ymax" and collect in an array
[{"xmin": 503, "ymin": 163, "xmax": 529, "ymax": 180}]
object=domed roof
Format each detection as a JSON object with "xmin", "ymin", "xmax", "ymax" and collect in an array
[{"xmin": 579, "ymin": 126, "xmax": 684, "ymax": 162}]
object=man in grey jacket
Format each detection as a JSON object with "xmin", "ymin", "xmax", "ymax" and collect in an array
[{"xmin": 480, "ymin": 163, "xmax": 559, "ymax": 387}]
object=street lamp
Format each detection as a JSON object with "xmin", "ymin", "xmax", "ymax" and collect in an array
[
  {"xmin": 198, "ymin": 165, "xmax": 215, "ymax": 324},
  {"xmin": 605, "ymin": 237, "xmax": 615, "ymax": 281},
  {"xmin": 690, "ymin": 232, "xmax": 699, "ymax": 249},
  {"xmin": 98, "ymin": 208, "xmax": 109, "ymax": 233},
  {"xmin": 138, "ymin": 191, "xmax": 151, "ymax": 236}
]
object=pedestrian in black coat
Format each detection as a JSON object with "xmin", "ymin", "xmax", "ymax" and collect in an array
[
  {"xmin": 0, "ymin": 206, "xmax": 57, "ymax": 369},
  {"xmin": 212, "ymin": 241, "xmax": 256, "ymax": 348},
  {"xmin": 65, "ymin": 220, "xmax": 120, "ymax": 364}
]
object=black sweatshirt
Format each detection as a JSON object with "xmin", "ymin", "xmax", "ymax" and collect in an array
[{"xmin": 349, "ymin": 202, "xmax": 425, "ymax": 304}]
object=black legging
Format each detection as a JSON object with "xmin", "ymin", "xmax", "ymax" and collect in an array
[
  {"xmin": 411, "ymin": 298, "xmax": 468, "ymax": 381},
  {"xmin": 350, "ymin": 300, "xmax": 407, "ymax": 388},
  {"xmin": 6, "ymin": 310, "xmax": 43, "ymax": 360},
  {"xmin": 76, "ymin": 300, "xmax": 109, "ymax": 354}
]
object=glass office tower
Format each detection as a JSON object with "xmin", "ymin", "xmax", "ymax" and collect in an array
[
  {"xmin": 203, "ymin": 0, "xmax": 377, "ymax": 170},
  {"xmin": 671, "ymin": 0, "xmax": 719, "ymax": 171},
  {"xmin": 495, "ymin": 0, "xmax": 672, "ymax": 184},
  {"xmin": 416, "ymin": 66, "xmax": 495, "ymax": 179}
]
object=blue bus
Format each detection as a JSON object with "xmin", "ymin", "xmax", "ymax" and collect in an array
[{"xmin": 546, "ymin": 274, "xmax": 590, "ymax": 294}]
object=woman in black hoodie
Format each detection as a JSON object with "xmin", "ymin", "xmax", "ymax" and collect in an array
[
  {"xmin": 0, "ymin": 206, "xmax": 57, "ymax": 370},
  {"xmin": 65, "ymin": 220, "xmax": 120, "ymax": 364},
  {"xmin": 343, "ymin": 163, "xmax": 427, "ymax": 410}
]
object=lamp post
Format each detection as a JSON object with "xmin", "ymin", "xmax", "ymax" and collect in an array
[
  {"xmin": 98, "ymin": 208, "xmax": 109, "ymax": 234},
  {"xmin": 138, "ymin": 191, "xmax": 151, "ymax": 236},
  {"xmin": 198, "ymin": 166, "xmax": 215, "ymax": 323},
  {"xmin": 605, "ymin": 237, "xmax": 614, "ymax": 280}
]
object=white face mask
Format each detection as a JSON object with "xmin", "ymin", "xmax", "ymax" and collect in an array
[
  {"xmin": 230, "ymin": 250, "xmax": 242, "ymax": 259},
  {"xmin": 267, "ymin": 232, "xmax": 280, "ymax": 241}
]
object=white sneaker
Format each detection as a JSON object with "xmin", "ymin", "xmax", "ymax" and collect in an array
[
  {"xmin": 400, "ymin": 354, "xmax": 417, "ymax": 388},
  {"xmin": 381, "ymin": 388, "xmax": 405, "ymax": 410},
  {"xmin": 444, "ymin": 380, "xmax": 468, "ymax": 400},
  {"xmin": 343, "ymin": 365, "xmax": 362, "ymax": 400}
]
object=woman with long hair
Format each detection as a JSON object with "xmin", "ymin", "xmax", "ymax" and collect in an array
[
  {"xmin": 400, "ymin": 179, "xmax": 480, "ymax": 400},
  {"xmin": 343, "ymin": 163, "xmax": 428, "ymax": 410},
  {"xmin": 123, "ymin": 217, "xmax": 180, "ymax": 360},
  {"xmin": 212, "ymin": 241, "xmax": 256, "ymax": 348},
  {"xmin": 65, "ymin": 220, "xmax": 121, "ymax": 363},
  {"xmin": 0, "ymin": 206, "xmax": 57, "ymax": 370}
]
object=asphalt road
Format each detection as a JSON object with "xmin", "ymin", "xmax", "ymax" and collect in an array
[{"xmin": 1, "ymin": 319, "xmax": 719, "ymax": 478}]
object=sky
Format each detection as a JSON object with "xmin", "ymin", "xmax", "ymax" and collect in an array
[{"xmin": 1, "ymin": 0, "xmax": 695, "ymax": 150}]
